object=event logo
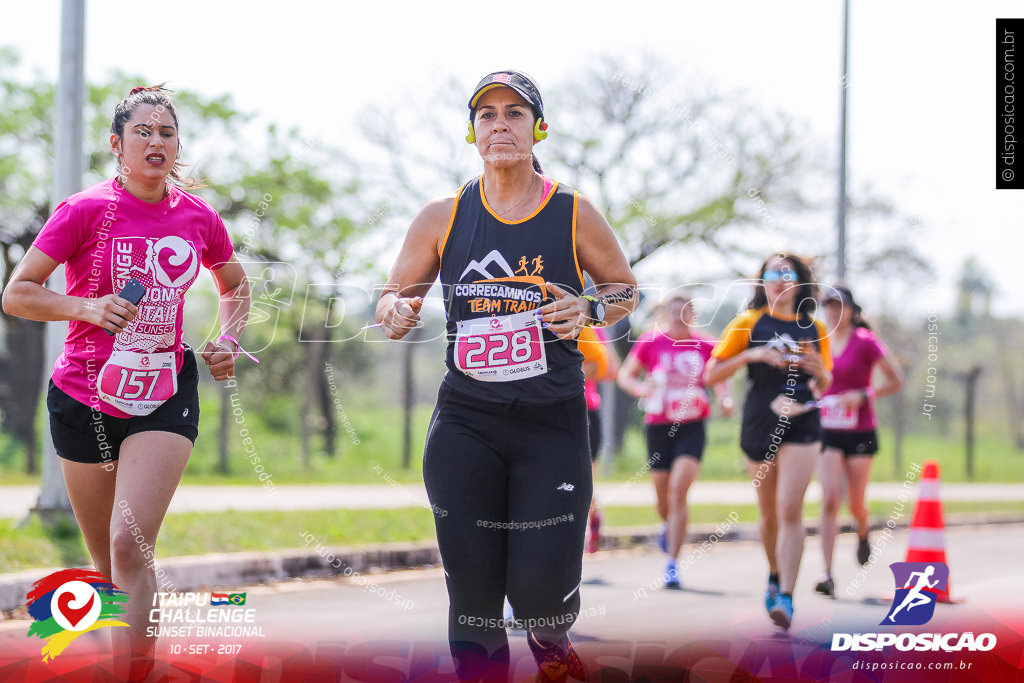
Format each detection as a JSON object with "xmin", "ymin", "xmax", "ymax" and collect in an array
[
  {"xmin": 113, "ymin": 236, "xmax": 199, "ymax": 292},
  {"xmin": 150, "ymin": 235, "xmax": 200, "ymax": 289},
  {"xmin": 26, "ymin": 569, "xmax": 128, "ymax": 661},
  {"xmin": 882, "ymin": 562, "xmax": 948, "ymax": 626}
]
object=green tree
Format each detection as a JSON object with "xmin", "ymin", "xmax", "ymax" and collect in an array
[
  {"xmin": 955, "ymin": 256, "xmax": 994, "ymax": 323},
  {"xmin": 0, "ymin": 49, "xmax": 53, "ymax": 473},
  {"xmin": 197, "ymin": 122, "xmax": 374, "ymax": 468}
]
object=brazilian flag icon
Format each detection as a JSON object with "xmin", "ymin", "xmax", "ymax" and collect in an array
[{"xmin": 228, "ymin": 593, "xmax": 246, "ymax": 606}]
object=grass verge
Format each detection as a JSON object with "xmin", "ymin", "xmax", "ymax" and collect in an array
[{"xmin": 2, "ymin": 501, "xmax": 1022, "ymax": 574}]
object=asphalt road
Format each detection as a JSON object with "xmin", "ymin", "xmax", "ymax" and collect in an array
[{"xmin": 3, "ymin": 524, "xmax": 1022, "ymax": 681}]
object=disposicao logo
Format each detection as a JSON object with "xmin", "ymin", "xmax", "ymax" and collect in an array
[
  {"xmin": 882, "ymin": 562, "xmax": 948, "ymax": 626},
  {"xmin": 26, "ymin": 569, "xmax": 128, "ymax": 661},
  {"xmin": 831, "ymin": 562, "xmax": 996, "ymax": 653}
]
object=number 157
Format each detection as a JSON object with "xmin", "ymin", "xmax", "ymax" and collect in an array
[{"xmin": 116, "ymin": 369, "xmax": 162, "ymax": 400}]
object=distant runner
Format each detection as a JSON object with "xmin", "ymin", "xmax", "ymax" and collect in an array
[
  {"xmin": 618, "ymin": 293, "xmax": 733, "ymax": 588},
  {"xmin": 814, "ymin": 286, "xmax": 903, "ymax": 598},
  {"xmin": 704, "ymin": 254, "xmax": 832, "ymax": 629}
]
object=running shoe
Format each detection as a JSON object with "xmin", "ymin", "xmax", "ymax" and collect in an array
[
  {"xmin": 769, "ymin": 594, "xmax": 793, "ymax": 629},
  {"xmin": 587, "ymin": 509, "xmax": 601, "ymax": 553},
  {"xmin": 857, "ymin": 535, "xmax": 871, "ymax": 566},
  {"xmin": 764, "ymin": 579, "xmax": 780, "ymax": 614},
  {"xmin": 814, "ymin": 576, "xmax": 835, "ymax": 598},
  {"xmin": 657, "ymin": 522, "xmax": 668, "ymax": 553},
  {"xmin": 663, "ymin": 560, "xmax": 681, "ymax": 590},
  {"xmin": 527, "ymin": 632, "xmax": 587, "ymax": 682}
]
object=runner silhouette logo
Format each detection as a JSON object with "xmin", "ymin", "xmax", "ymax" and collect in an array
[{"xmin": 882, "ymin": 562, "xmax": 948, "ymax": 626}]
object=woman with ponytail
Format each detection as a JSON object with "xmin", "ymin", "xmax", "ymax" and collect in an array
[
  {"xmin": 813, "ymin": 286, "xmax": 903, "ymax": 597},
  {"xmin": 3, "ymin": 85, "xmax": 252, "ymax": 679}
]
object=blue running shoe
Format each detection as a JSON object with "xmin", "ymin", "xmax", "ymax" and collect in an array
[
  {"xmin": 658, "ymin": 523, "xmax": 668, "ymax": 553},
  {"xmin": 764, "ymin": 579, "xmax": 780, "ymax": 614},
  {"xmin": 769, "ymin": 594, "xmax": 793, "ymax": 630},
  {"xmin": 663, "ymin": 560, "xmax": 681, "ymax": 590}
]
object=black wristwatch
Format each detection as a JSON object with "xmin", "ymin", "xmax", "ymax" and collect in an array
[{"xmin": 582, "ymin": 295, "xmax": 606, "ymax": 327}]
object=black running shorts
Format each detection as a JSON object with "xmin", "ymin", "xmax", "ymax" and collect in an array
[
  {"xmin": 646, "ymin": 421, "xmax": 706, "ymax": 469},
  {"xmin": 47, "ymin": 346, "xmax": 201, "ymax": 464},
  {"xmin": 822, "ymin": 428, "xmax": 878, "ymax": 457}
]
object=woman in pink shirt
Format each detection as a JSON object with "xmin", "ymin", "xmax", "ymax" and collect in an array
[
  {"xmin": 619, "ymin": 294, "xmax": 733, "ymax": 589},
  {"xmin": 2, "ymin": 86, "xmax": 251, "ymax": 677},
  {"xmin": 814, "ymin": 286, "xmax": 903, "ymax": 598}
]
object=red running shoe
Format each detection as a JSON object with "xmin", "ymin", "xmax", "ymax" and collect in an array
[{"xmin": 528, "ymin": 632, "xmax": 587, "ymax": 682}]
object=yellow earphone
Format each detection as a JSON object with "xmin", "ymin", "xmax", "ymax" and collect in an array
[
  {"xmin": 466, "ymin": 118, "xmax": 549, "ymax": 144},
  {"xmin": 534, "ymin": 119, "xmax": 548, "ymax": 141}
]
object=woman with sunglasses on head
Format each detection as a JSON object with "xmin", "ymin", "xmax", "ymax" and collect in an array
[
  {"xmin": 703, "ymin": 254, "xmax": 831, "ymax": 629},
  {"xmin": 2, "ymin": 85, "xmax": 251, "ymax": 678},
  {"xmin": 813, "ymin": 286, "xmax": 903, "ymax": 597},
  {"xmin": 376, "ymin": 70, "xmax": 637, "ymax": 682}
]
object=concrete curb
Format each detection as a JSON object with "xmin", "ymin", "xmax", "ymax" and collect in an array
[
  {"xmin": 2, "ymin": 515, "xmax": 1021, "ymax": 614},
  {"xmin": 0, "ymin": 542, "xmax": 442, "ymax": 616}
]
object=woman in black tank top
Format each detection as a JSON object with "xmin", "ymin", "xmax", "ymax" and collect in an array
[
  {"xmin": 704, "ymin": 253, "xmax": 833, "ymax": 632},
  {"xmin": 375, "ymin": 70, "xmax": 637, "ymax": 682}
]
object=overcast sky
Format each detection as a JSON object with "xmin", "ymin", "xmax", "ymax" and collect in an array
[{"xmin": 4, "ymin": 1, "xmax": 1021, "ymax": 316}]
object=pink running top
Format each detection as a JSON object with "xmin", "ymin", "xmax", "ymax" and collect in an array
[
  {"xmin": 33, "ymin": 178, "xmax": 234, "ymax": 417},
  {"xmin": 628, "ymin": 330, "xmax": 716, "ymax": 424},
  {"xmin": 820, "ymin": 327, "xmax": 887, "ymax": 431}
]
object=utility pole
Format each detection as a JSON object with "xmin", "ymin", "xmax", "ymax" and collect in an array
[
  {"xmin": 965, "ymin": 365, "xmax": 981, "ymax": 481},
  {"xmin": 36, "ymin": 0, "xmax": 86, "ymax": 516},
  {"xmin": 836, "ymin": 0, "xmax": 850, "ymax": 283},
  {"xmin": 400, "ymin": 329, "xmax": 416, "ymax": 469}
]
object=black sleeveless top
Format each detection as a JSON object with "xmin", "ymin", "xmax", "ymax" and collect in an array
[
  {"xmin": 714, "ymin": 307, "xmax": 830, "ymax": 417},
  {"xmin": 439, "ymin": 176, "xmax": 585, "ymax": 404}
]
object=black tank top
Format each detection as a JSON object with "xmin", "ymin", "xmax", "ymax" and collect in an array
[
  {"xmin": 439, "ymin": 176, "xmax": 585, "ymax": 404},
  {"xmin": 744, "ymin": 309, "xmax": 825, "ymax": 404}
]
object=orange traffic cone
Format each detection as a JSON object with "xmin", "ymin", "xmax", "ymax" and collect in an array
[{"xmin": 904, "ymin": 460, "xmax": 957, "ymax": 603}]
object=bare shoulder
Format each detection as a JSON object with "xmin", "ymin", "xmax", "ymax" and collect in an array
[
  {"xmin": 574, "ymin": 193, "xmax": 608, "ymax": 231},
  {"xmin": 407, "ymin": 193, "xmax": 458, "ymax": 243},
  {"xmin": 416, "ymin": 193, "xmax": 458, "ymax": 227}
]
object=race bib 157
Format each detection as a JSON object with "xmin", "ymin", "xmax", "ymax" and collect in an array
[{"xmin": 97, "ymin": 350, "xmax": 177, "ymax": 415}]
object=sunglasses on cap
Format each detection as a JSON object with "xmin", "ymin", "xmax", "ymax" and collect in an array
[{"xmin": 762, "ymin": 269, "xmax": 798, "ymax": 283}]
